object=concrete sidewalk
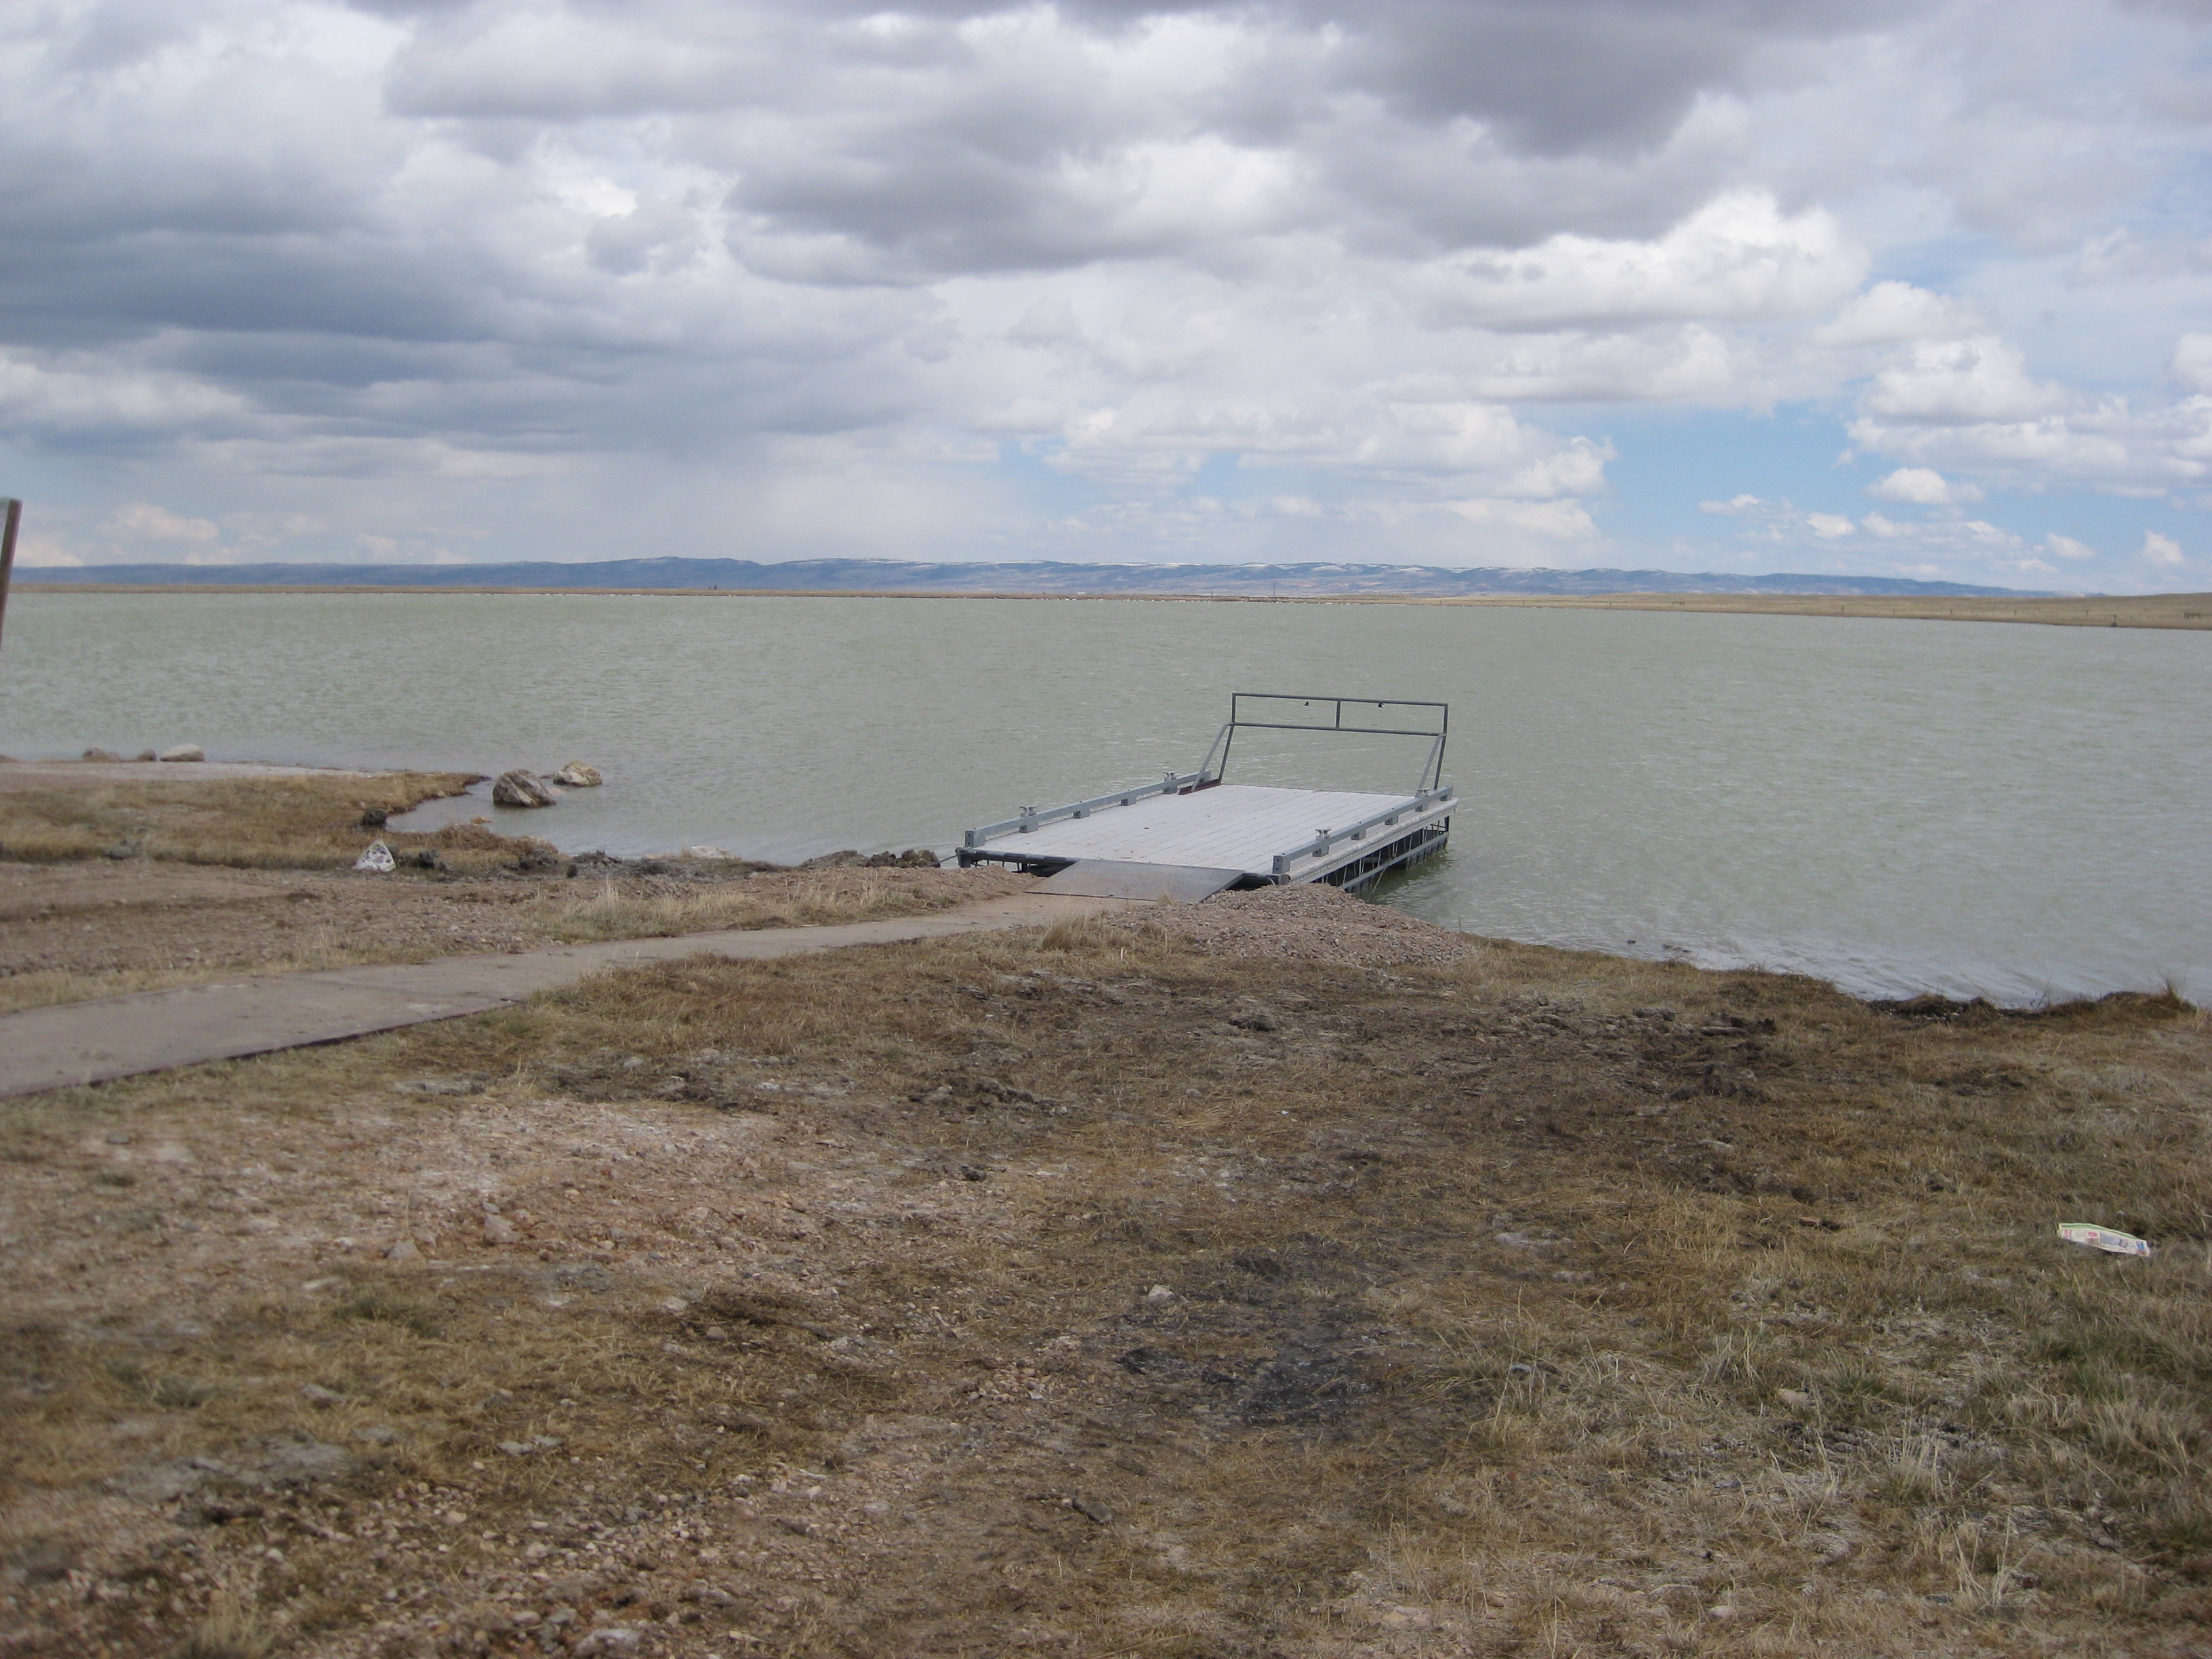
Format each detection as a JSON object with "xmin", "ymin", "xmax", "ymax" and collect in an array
[{"xmin": 0, "ymin": 892, "xmax": 1127, "ymax": 1100}]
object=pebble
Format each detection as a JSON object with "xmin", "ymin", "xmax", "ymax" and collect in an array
[
  {"xmin": 300, "ymin": 1383, "xmax": 343, "ymax": 1407},
  {"xmin": 384, "ymin": 1239, "xmax": 420, "ymax": 1262},
  {"xmin": 1144, "ymin": 1284, "xmax": 1175, "ymax": 1305},
  {"xmin": 483, "ymin": 1216, "xmax": 518, "ymax": 1245}
]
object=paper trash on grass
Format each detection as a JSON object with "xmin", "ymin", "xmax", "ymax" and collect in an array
[
  {"xmin": 2057, "ymin": 1223, "xmax": 2152, "ymax": 1256},
  {"xmin": 354, "ymin": 840, "xmax": 396, "ymax": 873}
]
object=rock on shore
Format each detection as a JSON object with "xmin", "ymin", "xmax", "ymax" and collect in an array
[{"xmin": 493, "ymin": 770, "xmax": 558, "ymax": 808}]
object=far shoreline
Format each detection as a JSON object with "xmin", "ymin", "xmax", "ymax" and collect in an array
[{"xmin": 14, "ymin": 581, "xmax": 2211, "ymax": 630}]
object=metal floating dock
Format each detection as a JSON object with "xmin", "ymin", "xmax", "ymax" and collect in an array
[{"xmin": 959, "ymin": 694, "xmax": 1454, "ymax": 899}]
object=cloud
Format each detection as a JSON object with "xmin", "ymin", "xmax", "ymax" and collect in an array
[
  {"xmin": 103, "ymin": 502, "xmax": 220, "ymax": 544},
  {"xmin": 1814, "ymin": 281, "xmax": 1983, "ymax": 347},
  {"xmin": 1407, "ymin": 192, "xmax": 1868, "ymax": 331},
  {"xmin": 2143, "ymin": 529, "xmax": 2186, "ymax": 566},
  {"xmin": 0, "ymin": 0, "xmax": 2205, "ymax": 579},
  {"xmin": 2173, "ymin": 333, "xmax": 2212, "ymax": 394},
  {"xmin": 2045, "ymin": 533, "xmax": 2098, "ymax": 560},
  {"xmin": 1866, "ymin": 466, "xmax": 1982, "ymax": 505}
]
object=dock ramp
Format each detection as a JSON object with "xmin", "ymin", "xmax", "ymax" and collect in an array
[{"xmin": 1038, "ymin": 860, "xmax": 1246, "ymax": 902}]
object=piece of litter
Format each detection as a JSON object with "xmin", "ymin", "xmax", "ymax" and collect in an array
[
  {"xmin": 353, "ymin": 840, "xmax": 396, "ymax": 872},
  {"xmin": 2058, "ymin": 1223, "xmax": 2151, "ymax": 1256}
]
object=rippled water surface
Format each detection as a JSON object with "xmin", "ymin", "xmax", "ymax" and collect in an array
[{"xmin": 5, "ymin": 589, "xmax": 2207, "ymax": 1003}]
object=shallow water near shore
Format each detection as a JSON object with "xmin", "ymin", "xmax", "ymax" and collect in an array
[{"xmin": 4, "ymin": 588, "xmax": 2207, "ymax": 1004}]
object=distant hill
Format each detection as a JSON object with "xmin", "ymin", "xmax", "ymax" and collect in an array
[{"xmin": 16, "ymin": 556, "xmax": 2045, "ymax": 598}]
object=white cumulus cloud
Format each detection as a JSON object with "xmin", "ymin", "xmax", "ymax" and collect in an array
[{"xmin": 1866, "ymin": 467, "xmax": 1982, "ymax": 505}]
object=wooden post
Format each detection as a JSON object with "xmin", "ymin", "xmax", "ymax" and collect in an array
[{"xmin": 0, "ymin": 497, "xmax": 20, "ymax": 655}]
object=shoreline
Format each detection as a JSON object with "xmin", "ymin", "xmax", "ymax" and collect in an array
[
  {"xmin": 1, "ymin": 755, "xmax": 2200, "ymax": 1011},
  {"xmin": 12, "ymin": 581, "xmax": 2210, "ymax": 629}
]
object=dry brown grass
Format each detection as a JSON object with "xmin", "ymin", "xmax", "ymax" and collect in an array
[
  {"xmin": 538, "ymin": 867, "xmax": 1025, "ymax": 943},
  {"xmin": 2, "ymin": 910, "xmax": 2207, "ymax": 1656},
  {"xmin": 0, "ymin": 771, "xmax": 537, "ymax": 871},
  {"xmin": 0, "ymin": 867, "xmax": 1031, "ymax": 1014}
]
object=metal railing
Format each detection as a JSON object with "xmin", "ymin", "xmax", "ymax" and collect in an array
[
  {"xmin": 1269, "ymin": 785, "xmax": 1455, "ymax": 877},
  {"xmin": 964, "ymin": 769, "xmax": 1212, "ymax": 848},
  {"xmin": 1203, "ymin": 693, "xmax": 1449, "ymax": 796}
]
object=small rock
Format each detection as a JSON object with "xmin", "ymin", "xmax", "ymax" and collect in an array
[
  {"xmin": 357, "ymin": 1424, "xmax": 398, "ymax": 1446},
  {"xmin": 384, "ymin": 1238, "xmax": 420, "ymax": 1262},
  {"xmin": 158, "ymin": 743, "xmax": 206, "ymax": 762},
  {"xmin": 1144, "ymin": 1284, "xmax": 1175, "ymax": 1306},
  {"xmin": 104, "ymin": 838, "xmax": 142, "ymax": 861},
  {"xmin": 354, "ymin": 840, "xmax": 396, "ymax": 873},
  {"xmin": 359, "ymin": 806, "xmax": 388, "ymax": 827},
  {"xmin": 1706, "ymin": 1604, "xmax": 1737, "ymax": 1622},
  {"xmin": 960, "ymin": 1165, "xmax": 989, "ymax": 1182},
  {"xmin": 554, "ymin": 762, "xmax": 602, "ymax": 787},
  {"xmin": 483, "ymin": 1215, "xmax": 518, "ymax": 1246},
  {"xmin": 133, "ymin": 750, "xmax": 157, "ymax": 762},
  {"xmin": 7, "ymin": 1540, "xmax": 79, "ymax": 1584},
  {"xmin": 1777, "ymin": 1388, "xmax": 1817, "ymax": 1413},
  {"xmin": 1712, "ymin": 1474, "xmax": 1742, "ymax": 1491},
  {"xmin": 493, "ymin": 770, "xmax": 558, "ymax": 808},
  {"xmin": 299, "ymin": 1384, "xmax": 343, "ymax": 1407},
  {"xmin": 81, "ymin": 747, "xmax": 123, "ymax": 763},
  {"xmin": 1071, "ymin": 1496, "xmax": 1114, "ymax": 1525},
  {"xmin": 575, "ymin": 1630, "xmax": 644, "ymax": 1656},
  {"xmin": 1227, "ymin": 1009, "xmax": 1281, "ymax": 1031}
]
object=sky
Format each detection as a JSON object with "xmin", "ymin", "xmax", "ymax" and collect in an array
[{"xmin": 3, "ymin": 0, "xmax": 2211, "ymax": 590}]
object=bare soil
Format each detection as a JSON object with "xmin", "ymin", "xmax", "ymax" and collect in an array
[{"xmin": 1, "ymin": 888, "xmax": 2207, "ymax": 1658}]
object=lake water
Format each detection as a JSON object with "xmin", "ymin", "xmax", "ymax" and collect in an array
[{"xmin": 4, "ymin": 588, "xmax": 2207, "ymax": 1005}]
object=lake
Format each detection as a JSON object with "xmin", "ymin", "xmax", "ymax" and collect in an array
[{"xmin": 5, "ymin": 588, "xmax": 2207, "ymax": 1005}]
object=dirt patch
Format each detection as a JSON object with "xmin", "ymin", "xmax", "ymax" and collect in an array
[{"xmin": 1, "ymin": 888, "xmax": 2207, "ymax": 1656}]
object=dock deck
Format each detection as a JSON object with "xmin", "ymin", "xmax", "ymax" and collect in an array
[{"xmin": 959, "ymin": 694, "xmax": 1456, "ymax": 897}]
